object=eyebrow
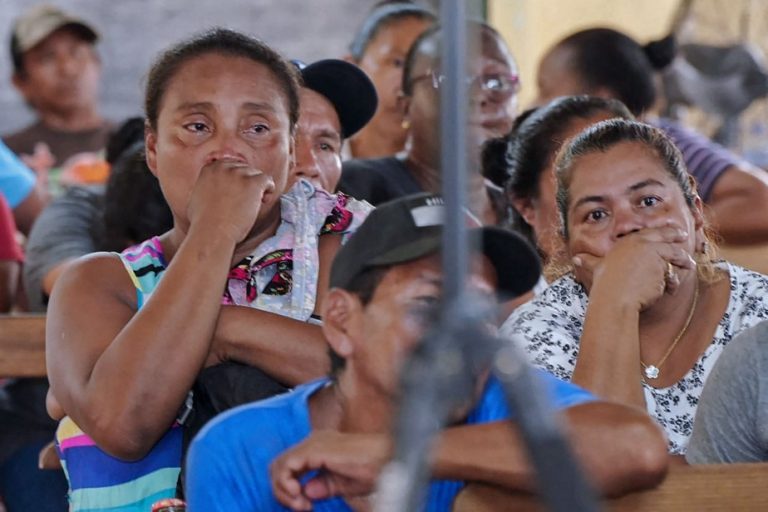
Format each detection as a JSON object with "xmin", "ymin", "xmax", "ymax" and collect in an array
[
  {"xmin": 628, "ymin": 178, "xmax": 665, "ymax": 192},
  {"xmin": 415, "ymin": 275, "xmax": 443, "ymax": 288},
  {"xmin": 314, "ymin": 128, "xmax": 342, "ymax": 142},
  {"xmin": 174, "ymin": 101, "xmax": 214, "ymax": 113},
  {"xmin": 572, "ymin": 194, "xmax": 605, "ymax": 210},
  {"xmin": 572, "ymin": 178, "xmax": 667, "ymax": 210},
  {"xmin": 174, "ymin": 101, "xmax": 279, "ymax": 114}
]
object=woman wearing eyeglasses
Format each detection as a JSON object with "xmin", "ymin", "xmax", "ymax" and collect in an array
[{"xmin": 338, "ymin": 21, "xmax": 520, "ymax": 226}]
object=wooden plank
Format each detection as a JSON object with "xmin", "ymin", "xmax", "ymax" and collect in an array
[
  {"xmin": 453, "ymin": 463, "xmax": 768, "ymax": 512},
  {"xmin": 0, "ymin": 314, "xmax": 47, "ymax": 377},
  {"xmin": 720, "ymin": 244, "xmax": 768, "ymax": 276}
]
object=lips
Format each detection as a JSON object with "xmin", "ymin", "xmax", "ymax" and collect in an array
[{"xmin": 473, "ymin": 116, "xmax": 513, "ymax": 137}]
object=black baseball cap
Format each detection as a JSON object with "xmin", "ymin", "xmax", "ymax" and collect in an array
[
  {"xmin": 293, "ymin": 59, "xmax": 378, "ymax": 139},
  {"xmin": 330, "ymin": 193, "xmax": 541, "ymax": 298}
]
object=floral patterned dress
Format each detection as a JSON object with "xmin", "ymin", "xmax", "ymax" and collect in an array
[{"xmin": 500, "ymin": 262, "xmax": 768, "ymax": 454}]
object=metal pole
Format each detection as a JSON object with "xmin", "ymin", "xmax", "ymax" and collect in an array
[
  {"xmin": 440, "ymin": 0, "xmax": 469, "ymax": 305},
  {"xmin": 376, "ymin": 2, "xmax": 601, "ymax": 511}
]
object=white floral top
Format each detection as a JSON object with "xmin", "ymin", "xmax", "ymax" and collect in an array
[{"xmin": 500, "ymin": 262, "xmax": 768, "ymax": 454}]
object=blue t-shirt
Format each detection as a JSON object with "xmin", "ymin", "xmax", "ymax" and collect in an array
[
  {"xmin": 0, "ymin": 140, "xmax": 35, "ymax": 208},
  {"xmin": 186, "ymin": 371, "xmax": 594, "ymax": 511}
]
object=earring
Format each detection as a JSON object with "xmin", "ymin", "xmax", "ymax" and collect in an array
[{"xmin": 401, "ymin": 119, "xmax": 411, "ymax": 130}]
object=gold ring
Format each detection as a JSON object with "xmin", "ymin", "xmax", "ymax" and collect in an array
[{"xmin": 665, "ymin": 262, "xmax": 675, "ymax": 281}]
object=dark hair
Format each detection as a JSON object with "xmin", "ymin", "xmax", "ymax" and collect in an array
[
  {"xmin": 481, "ymin": 107, "xmax": 537, "ymax": 187},
  {"xmin": 10, "ymin": 34, "xmax": 24, "ymax": 76},
  {"xmin": 144, "ymin": 28, "xmax": 300, "ymax": 131},
  {"xmin": 401, "ymin": 24, "xmax": 440, "ymax": 96},
  {"xmin": 401, "ymin": 21, "xmax": 503, "ymax": 96},
  {"xmin": 501, "ymin": 96, "xmax": 633, "ymax": 245},
  {"xmin": 554, "ymin": 119, "xmax": 695, "ymax": 239},
  {"xmin": 99, "ymin": 119, "xmax": 173, "ymax": 252},
  {"xmin": 557, "ymin": 28, "xmax": 676, "ymax": 116},
  {"xmin": 348, "ymin": 2, "xmax": 436, "ymax": 62},
  {"xmin": 105, "ymin": 117, "xmax": 145, "ymax": 165},
  {"xmin": 327, "ymin": 265, "xmax": 391, "ymax": 377}
]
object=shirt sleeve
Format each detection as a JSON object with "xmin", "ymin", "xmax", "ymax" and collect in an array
[
  {"xmin": 687, "ymin": 321, "xmax": 768, "ymax": 464},
  {"xmin": 186, "ymin": 416, "xmax": 266, "ymax": 512},
  {"xmin": 467, "ymin": 371, "xmax": 595, "ymax": 424},
  {"xmin": 0, "ymin": 140, "xmax": 36, "ymax": 209},
  {"xmin": 658, "ymin": 118, "xmax": 743, "ymax": 202},
  {"xmin": 22, "ymin": 187, "xmax": 100, "ymax": 311},
  {"xmin": 0, "ymin": 194, "xmax": 22, "ymax": 262},
  {"xmin": 500, "ymin": 279, "xmax": 586, "ymax": 382}
]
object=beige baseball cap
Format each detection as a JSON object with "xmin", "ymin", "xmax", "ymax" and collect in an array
[{"xmin": 12, "ymin": 4, "xmax": 98, "ymax": 54}]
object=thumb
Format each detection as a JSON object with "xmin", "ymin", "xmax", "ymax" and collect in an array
[{"xmin": 303, "ymin": 474, "xmax": 334, "ymax": 500}]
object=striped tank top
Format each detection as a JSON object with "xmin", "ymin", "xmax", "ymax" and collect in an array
[
  {"xmin": 54, "ymin": 183, "xmax": 371, "ymax": 511},
  {"xmin": 56, "ymin": 238, "xmax": 183, "ymax": 511}
]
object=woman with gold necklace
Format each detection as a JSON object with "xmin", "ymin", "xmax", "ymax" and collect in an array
[{"xmin": 501, "ymin": 118, "xmax": 768, "ymax": 455}]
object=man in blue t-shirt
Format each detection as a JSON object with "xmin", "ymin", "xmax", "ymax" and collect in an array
[{"xmin": 187, "ymin": 194, "xmax": 668, "ymax": 511}]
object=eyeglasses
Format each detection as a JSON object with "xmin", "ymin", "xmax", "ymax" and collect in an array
[{"xmin": 408, "ymin": 70, "xmax": 521, "ymax": 94}]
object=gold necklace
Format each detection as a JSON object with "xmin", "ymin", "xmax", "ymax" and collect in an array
[{"xmin": 640, "ymin": 279, "xmax": 700, "ymax": 380}]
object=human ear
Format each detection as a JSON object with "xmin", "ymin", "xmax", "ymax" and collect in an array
[
  {"xmin": 321, "ymin": 289, "xmax": 360, "ymax": 359},
  {"xmin": 511, "ymin": 195, "xmax": 537, "ymax": 227},
  {"xmin": 690, "ymin": 194, "xmax": 708, "ymax": 251},
  {"xmin": 12, "ymin": 72, "xmax": 32, "ymax": 101},
  {"xmin": 397, "ymin": 93, "xmax": 412, "ymax": 129},
  {"xmin": 144, "ymin": 122, "xmax": 159, "ymax": 176}
]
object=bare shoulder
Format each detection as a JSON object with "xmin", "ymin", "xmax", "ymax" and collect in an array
[{"xmin": 51, "ymin": 251, "xmax": 138, "ymax": 309}]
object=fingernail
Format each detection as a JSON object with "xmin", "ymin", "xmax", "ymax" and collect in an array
[{"xmin": 572, "ymin": 256, "xmax": 582, "ymax": 266}]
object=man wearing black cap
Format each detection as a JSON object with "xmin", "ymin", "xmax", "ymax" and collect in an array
[
  {"xmin": 293, "ymin": 60, "xmax": 377, "ymax": 192},
  {"xmin": 186, "ymin": 193, "xmax": 668, "ymax": 511},
  {"xmin": 5, "ymin": 5, "xmax": 111, "ymax": 176}
]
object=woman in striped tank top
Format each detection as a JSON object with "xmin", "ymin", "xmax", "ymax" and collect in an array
[{"xmin": 44, "ymin": 29, "xmax": 369, "ymax": 511}]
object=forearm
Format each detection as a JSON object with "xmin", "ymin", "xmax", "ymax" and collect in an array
[
  {"xmin": 432, "ymin": 403, "xmax": 668, "ymax": 497},
  {"xmin": 572, "ymin": 293, "xmax": 645, "ymax": 408},
  {"xmin": 57, "ymin": 231, "xmax": 236, "ymax": 457},
  {"xmin": 561, "ymin": 403, "xmax": 668, "ymax": 496},
  {"xmin": 0, "ymin": 261, "xmax": 19, "ymax": 312},
  {"xmin": 708, "ymin": 165, "xmax": 768, "ymax": 245},
  {"xmin": 12, "ymin": 180, "xmax": 48, "ymax": 236},
  {"xmin": 214, "ymin": 306, "xmax": 329, "ymax": 386},
  {"xmin": 432, "ymin": 422, "xmax": 534, "ymax": 492}
]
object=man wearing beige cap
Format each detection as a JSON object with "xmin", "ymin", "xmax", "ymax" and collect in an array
[{"xmin": 4, "ymin": 4, "xmax": 111, "ymax": 184}]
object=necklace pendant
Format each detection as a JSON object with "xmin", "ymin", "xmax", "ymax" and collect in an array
[{"xmin": 644, "ymin": 365, "xmax": 660, "ymax": 380}]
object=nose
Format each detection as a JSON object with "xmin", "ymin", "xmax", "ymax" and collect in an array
[
  {"xmin": 203, "ymin": 129, "xmax": 248, "ymax": 166},
  {"xmin": 293, "ymin": 139, "xmax": 321, "ymax": 181},
  {"xmin": 57, "ymin": 52, "xmax": 80, "ymax": 78},
  {"xmin": 613, "ymin": 206, "xmax": 644, "ymax": 239}
]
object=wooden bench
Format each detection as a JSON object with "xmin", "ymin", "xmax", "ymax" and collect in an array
[
  {"xmin": 453, "ymin": 463, "xmax": 768, "ymax": 511},
  {"xmin": 720, "ymin": 243, "xmax": 768, "ymax": 275},
  {"xmin": 0, "ymin": 314, "xmax": 47, "ymax": 378}
]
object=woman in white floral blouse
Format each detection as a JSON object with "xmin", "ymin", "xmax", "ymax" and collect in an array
[{"xmin": 501, "ymin": 117, "xmax": 768, "ymax": 455}]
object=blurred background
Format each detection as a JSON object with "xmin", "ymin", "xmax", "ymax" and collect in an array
[
  {"xmin": 0, "ymin": 0, "xmax": 375, "ymax": 133},
  {"xmin": 1, "ymin": 0, "xmax": 766, "ymax": 165}
]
